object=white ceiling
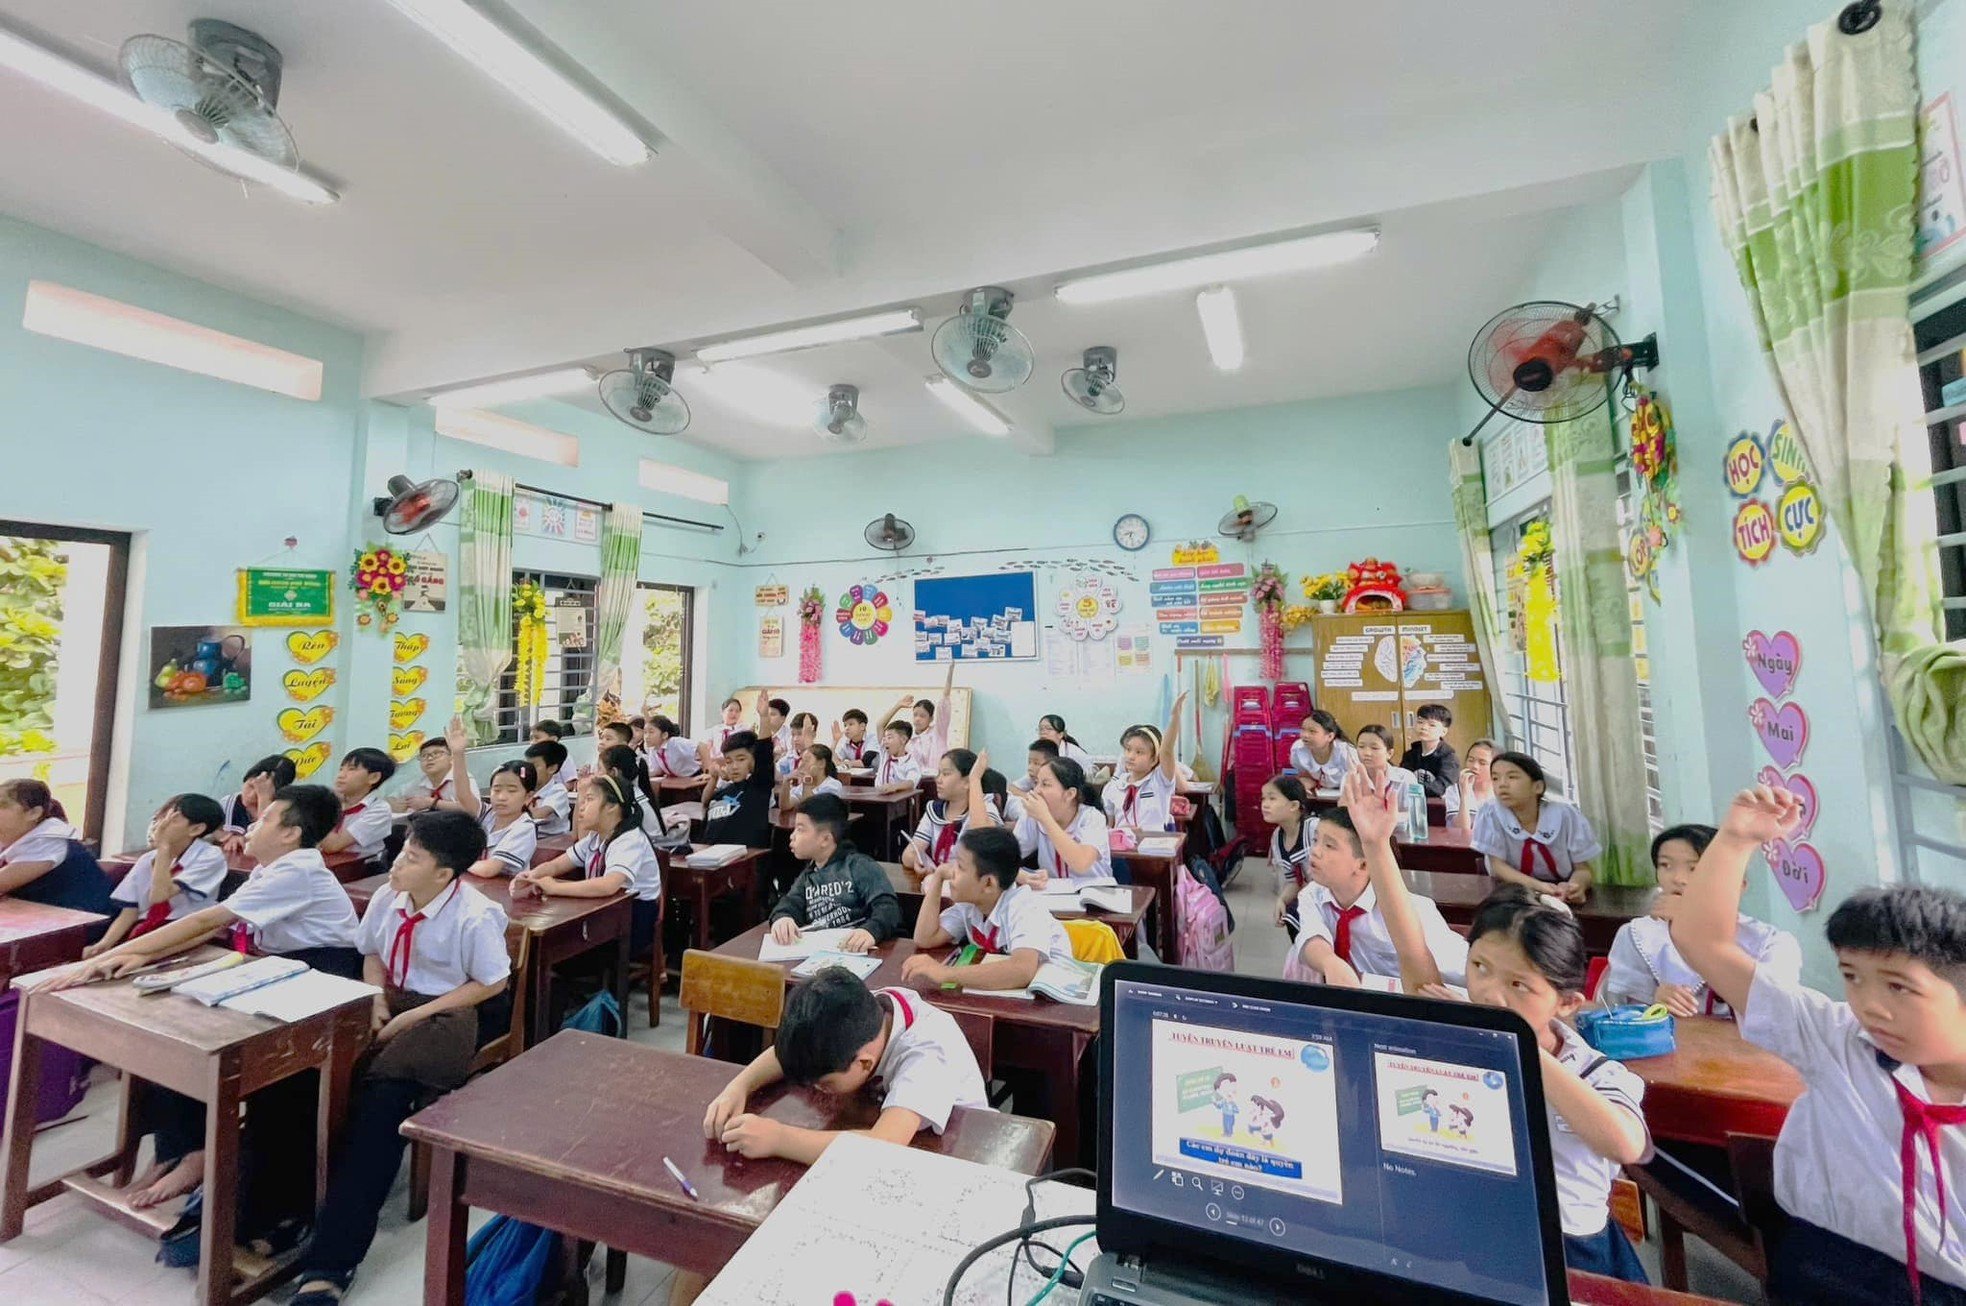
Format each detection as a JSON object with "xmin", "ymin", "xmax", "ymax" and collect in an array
[{"xmin": 0, "ymin": 0, "xmax": 1704, "ymax": 459}]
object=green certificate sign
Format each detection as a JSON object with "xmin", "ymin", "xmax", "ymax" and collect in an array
[{"xmin": 236, "ymin": 568, "xmax": 336, "ymax": 626}]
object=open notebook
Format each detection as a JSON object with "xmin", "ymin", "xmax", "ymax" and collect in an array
[{"xmin": 169, "ymin": 956, "xmax": 379, "ymax": 1021}]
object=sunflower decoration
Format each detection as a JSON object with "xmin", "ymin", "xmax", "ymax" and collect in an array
[
  {"xmin": 513, "ymin": 581, "xmax": 550, "ymax": 708},
  {"xmin": 350, "ymin": 544, "xmax": 410, "ymax": 630}
]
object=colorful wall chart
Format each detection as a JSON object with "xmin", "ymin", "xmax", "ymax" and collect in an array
[
  {"xmin": 1743, "ymin": 628, "xmax": 1826, "ymax": 913},
  {"xmin": 1153, "ymin": 547, "xmax": 1250, "ymax": 651},
  {"xmin": 837, "ymin": 584, "xmax": 894, "ymax": 646},
  {"xmin": 913, "ymin": 572, "xmax": 1037, "ymax": 661},
  {"xmin": 1055, "ymin": 575, "xmax": 1121, "ymax": 641}
]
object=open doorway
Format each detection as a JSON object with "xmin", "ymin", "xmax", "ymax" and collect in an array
[{"xmin": 0, "ymin": 522, "xmax": 129, "ymax": 842}]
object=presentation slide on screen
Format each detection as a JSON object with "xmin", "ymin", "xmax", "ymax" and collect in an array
[
  {"xmin": 1372, "ymin": 1050, "xmax": 1518, "ymax": 1177},
  {"xmin": 1149, "ymin": 1019, "xmax": 1343, "ymax": 1205}
]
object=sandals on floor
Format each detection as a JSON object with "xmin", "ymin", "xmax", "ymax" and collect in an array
[
  {"xmin": 243, "ymin": 1215, "xmax": 310, "ymax": 1259},
  {"xmin": 290, "ymin": 1269, "xmax": 354, "ymax": 1304},
  {"xmin": 155, "ymin": 1188, "xmax": 204, "ymax": 1268}
]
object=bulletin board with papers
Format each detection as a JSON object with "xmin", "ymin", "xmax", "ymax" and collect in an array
[{"xmin": 913, "ymin": 572, "xmax": 1039, "ymax": 662}]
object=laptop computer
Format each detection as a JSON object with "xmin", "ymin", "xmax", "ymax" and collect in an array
[{"xmin": 1083, "ymin": 962, "xmax": 1570, "ymax": 1305}]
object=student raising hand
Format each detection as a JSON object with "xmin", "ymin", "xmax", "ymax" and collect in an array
[
  {"xmin": 1717, "ymin": 783, "xmax": 1804, "ymax": 847},
  {"xmin": 1671, "ymin": 784, "xmax": 1804, "ymax": 1017}
]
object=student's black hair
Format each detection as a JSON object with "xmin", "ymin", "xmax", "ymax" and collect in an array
[
  {"xmin": 1039, "ymin": 714, "xmax": 1082, "ymax": 748},
  {"xmin": 1468, "ymin": 885, "xmax": 1589, "ymax": 994},
  {"xmin": 628, "ymin": 715, "xmax": 647, "ymax": 729},
  {"xmin": 789, "ymin": 711, "xmax": 818, "ymax": 732},
  {"xmin": 243, "ymin": 754, "xmax": 299, "ymax": 787},
  {"xmin": 417, "ymin": 736, "xmax": 450, "ymax": 756},
  {"xmin": 0, "ymin": 779, "xmax": 66, "ymax": 823},
  {"xmin": 1265, "ymin": 774, "xmax": 1314, "ymax": 825},
  {"xmin": 913, "ymin": 698, "xmax": 936, "ymax": 721},
  {"xmin": 269, "ymin": 784, "xmax": 340, "ymax": 848},
  {"xmin": 885, "ymin": 718, "xmax": 915, "ymax": 741},
  {"xmin": 1490, "ymin": 750, "xmax": 1547, "ymax": 788},
  {"xmin": 941, "ymin": 747, "xmax": 978, "ymax": 778},
  {"xmin": 1304, "ymin": 710, "xmax": 1348, "ymax": 743},
  {"xmin": 600, "ymin": 721, "xmax": 634, "ymax": 744},
  {"xmin": 1415, "ymin": 703, "xmax": 1453, "ymax": 726},
  {"xmin": 805, "ymin": 743, "xmax": 838, "ymax": 780},
  {"xmin": 407, "ymin": 810, "xmax": 486, "ymax": 876},
  {"xmin": 776, "ymin": 968, "xmax": 887, "ymax": 1084},
  {"xmin": 165, "ymin": 793, "xmax": 226, "ymax": 840},
  {"xmin": 582, "ymin": 773, "xmax": 644, "ymax": 857},
  {"xmin": 599, "ymin": 743, "xmax": 640, "ymax": 786},
  {"xmin": 1318, "ymin": 805, "xmax": 1363, "ymax": 858},
  {"xmin": 341, "ymin": 747, "xmax": 397, "ymax": 786},
  {"xmin": 524, "ymin": 739, "xmax": 569, "ymax": 771},
  {"xmin": 1826, "ymin": 886, "xmax": 1966, "ymax": 984},
  {"xmin": 796, "ymin": 792, "xmax": 850, "ymax": 849},
  {"xmin": 1027, "ymin": 738, "xmax": 1060, "ymax": 761},
  {"xmin": 1650, "ymin": 823, "xmax": 1717, "ymax": 868},
  {"xmin": 979, "ymin": 768, "xmax": 1010, "ymax": 812},
  {"xmin": 721, "ymin": 696, "xmax": 743, "ymax": 711},
  {"xmin": 842, "ymin": 707, "xmax": 869, "ymax": 726},
  {"xmin": 647, "ymin": 714, "xmax": 682, "ymax": 741},
  {"xmin": 720, "ymin": 730, "xmax": 775, "ymax": 789},
  {"xmin": 1041, "ymin": 757, "xmax": 1095, "ymax": 808},
  {"xmin": 1119, "ymin": 724, "xmax": 1156, "ymax": 753},
  {"xmin": 489, "ymin": 760, "xmax": 538, "ymax": 792},
  {"xmin": 532, "ymin": 720, "xmax": 567, "ymax": 740},
  {"xmin": 959, "ymin": 826, "xmax": 1022, "ymax": 890},
  {"xmin": 1355, "ymin": 724, "xmax": 1395, "ymax": 750},
  {"xmin": 767, "ymin": 697, "xmax": 791, "ymax": 718}
]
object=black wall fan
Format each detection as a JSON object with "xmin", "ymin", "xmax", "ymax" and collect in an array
[
  {"xmin": 372, "ymin": 474, "xmax": 459, "ymax": 534},
  {"xmin": 864, "ymin": 513, "xmax": 916, "ymax": 553}
]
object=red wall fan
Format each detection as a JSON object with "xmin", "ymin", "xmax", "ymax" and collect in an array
[{"xmin": 1459, "ymin": 300, "xmax": 1659, "ymax": 446}]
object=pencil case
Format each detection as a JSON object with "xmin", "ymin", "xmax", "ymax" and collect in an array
[{"xmin": 1576, "ymin": 1004, "xmax": 1676, "ymax": 1060}]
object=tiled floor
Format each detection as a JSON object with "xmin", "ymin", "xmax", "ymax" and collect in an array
[{"xmin": 4, "ymin": 859, "xmax": 1764, "ymax": 1303}]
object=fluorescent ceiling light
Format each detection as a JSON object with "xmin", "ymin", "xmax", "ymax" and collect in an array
[
  {"xmin": 428, "ymin": 367, "xmax": 593, "ymax": 409},
  {"xmin": 1054, "ymin": 227, "xmax": 1378, "ymax": 305},
  {"xmin": 434, "ymin": 407, "xmax": 579, "ymax": 466},
  {"xmin": 690, "ymin": 363, "xmax": 818, "ymax": 428},
  {"xmin": 924, "ymin": 376, "xmax": 1011, "ymax": 438},
  {"xmin": 638, "ymin": 458, "xmax": 729, "ymax": 506},
  {"xmin": 1195, "ymin": 286, "xmax": 1245, "ymax": 372},
  {"xmin": 383, "ymin": 0, "xmax": 650, "ymax": 165},
  {"xmin": 23, "ymin": 280, "xmax": 324, "ymax": 399},
  {"xmin": 0, "ymin": 26, "xmax": 337, "ymax": 204},
  {"xmin": 695, "ymin": 309, "xmax": 923, "ymax": 364}
]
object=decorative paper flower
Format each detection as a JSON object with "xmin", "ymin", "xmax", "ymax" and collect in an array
[
  {"xmin": 797, "ymin": 585, "xmax": 826, "ymax": 625},
  {"xmin": 1281, "ymin": 604, "xmax": 1315, "ymax": 631},
  {"xmin": 1300, "ymin": 572, "xmax": 1349, "ymax": 602},
  {"xmin": 1250, "ymin": 562, "xmax": 1286, "ymax": 611}
]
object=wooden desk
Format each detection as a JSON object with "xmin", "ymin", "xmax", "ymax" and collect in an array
[
  {"xmin": 405, "ymin": 1030, "xmax": 1053, "ymax": 1303},
  {"xmin": 531, "ymin": 832, "xmax": 576, "ymax": 867},
  {"xmin": 0, "ymin": 900, "xmax": 105, "ymax": 992},
  {"xmin": 1623, "ymin": 1015, "xmax": 1801, "ymax": 1147},
  {"xmin": 101, "ymin": 845, "xmax": 369, "ymax": 884},
  {"xmin": 1395, "ymin": 826, "xmax": 1484, "ymax": 874},
  {"xmin": 0, "ymin": 950, "xmax": 372, "ymax": 1305},
  {"xmin": 661, "ymin": 848, "xmax": 770, "ymax": 953},
  {"xmin": 341, "ymin": 874, "xmax": 629, "ymax": 1050},
  {"xmin": 714, "ymin": 923, "xmax": 1102, "ymax": 1163},
  {"xmin": 650, "ymin": 775, "xmax": 707, "ymax": 813},
  {"xmin": 1112, "ymin": 849, "xmax": 1181, "ymax": 964},
  {"xmin": 1407, "ymin": 870, "xmax": 1653, "ymax": 956},
  {"xmin": 880, "ymin": 862, "xmax": 1153, "ymax": 956},
  {"xmin": 841, "ymin": 788, "xmax": 918, "ymax": 860}
]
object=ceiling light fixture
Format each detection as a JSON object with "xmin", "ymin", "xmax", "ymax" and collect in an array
[
  {"xmin": 1053, "ymin": 227, "xmax": 1379, "ymax": 305},
  {"xmin": 381, "ymin": 0, "xmax": 651, "ymax": 165},
  {"xmin": 1195, "ymin": 286, "xmax": 1245, "ymax": 372},
  {"xmin": 427, "ymin": 366, "xmax": 593, "ymax": 409},
  {"xmin": 691, "ymin": 363, "xmax": 819, "ymax": 428},
  {"xmin": 23, "ymin": 280, "xmax": 324, "ymax": 398},
  {"xmin": 0, "ymin": 26, "xmax": 337, "ymax": 204},
  {"xmin": 434, "ymin": 408, "xmax": 579, "ymax": 466},
  {"xmin": 924, "ymin": 376, "xmax": 1011, "ymax": 438},
  {"xmin": 694, "ymin": 308, "xmax": 923, "ymax": 364}
]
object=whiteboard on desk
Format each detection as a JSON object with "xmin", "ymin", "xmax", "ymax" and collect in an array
[
  {"xmin": 730, "ymin": 685, "xmax": 971, "ymax": 751},
  {"xmin": 913, "ymin": 572, "xmax": 1039, "ymax": 663}
]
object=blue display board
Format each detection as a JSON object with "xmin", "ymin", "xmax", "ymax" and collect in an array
[{"xmin": 913, "ymin": 572, "xmax": 1039, "ymax": 662}]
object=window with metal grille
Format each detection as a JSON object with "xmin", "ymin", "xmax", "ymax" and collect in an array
[
  {"xmin": 491, "ymin": 570, "xmax": 596, "ymax": 745},
  {"xmin": 1914, "ymin": 270, "xmax": 1966, "ymax": 642},
  {"xmin": 1615, "ymin": 464, "xmax": 1668, "ymax": 832},
  {"xmin": 636, "ymin": 583, "xmax": 694, "ymax": 733}
]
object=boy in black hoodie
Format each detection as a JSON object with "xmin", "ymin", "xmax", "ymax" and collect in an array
[{"xmin": 767, "ymin": 793, "xmax": 900, "ymax": 954}]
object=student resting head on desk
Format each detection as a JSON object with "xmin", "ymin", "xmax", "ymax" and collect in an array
[
  {"xmin": 1672, "ymin": 785, "xmax": 1966, "ymax": 1306},
  {"xmin": 831, "ymin": 706, "xmax": 871, "ymax": 767},
  {"xmin": 290, "ymin": 810, "xmax": 511, "ymax": 1306},
  {"xmin": 900, "ymin": 747, "xmax": 990, "ymax": 878},
  {"xmin": 463, "ymin": 759, "xmax": 538, "ymax": 879},
  {"xmin": 85, "ymin": 793, "xmax": 229, "ymax": 958},
  {"xmin": 524, "ymin": 739, "xmax": 572, "ymax": 836},
  {"xmin": 1104, "ymin": 691, "xmax": 1188, "ymax": 833},
  {"xmin": 904, "ymin": 825, "xmax": 1074, "ymax": 991},
  {"xmin": 704, "ymin": 967, "xmax": 987, "ymax": 1166},
  {"xmin": 512, "ymin": 773, "xmax": 662, "ymax": 953},
  {"xmin": 967, "ymin": 748, "xmax": 1112, "ymax": 887},
  {"xmin": 1471, "ymin": 750, "xmax": 1601, "ymax": 905},
  {"xmin": 218, "ymin": 753, "xmax": 297, "ymax": 853},
  {"xmin": 872, "ymin": 718, "xmax": 922, "ymax": 791},
  {"xmin": 316, "ymin": 747, "xmax": 397, "ymax": 864},
  {"xmin": 767, "ymin": 793, "xmax": 899, "ymax": 954},
  {"xmin": 1350, "ymin": 772, "xmax": 1653, "ymax": 1285},
  {"xmin": 0, "ymin": 778, "xmax": 113, "ymax": 917}
]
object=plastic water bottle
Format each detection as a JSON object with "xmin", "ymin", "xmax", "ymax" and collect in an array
[{"xmin": 1404, "ymin": 781, "xmax": 1430, "ymax": 843}]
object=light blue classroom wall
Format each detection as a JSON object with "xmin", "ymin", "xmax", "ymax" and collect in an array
[{"xmin": 715, "ymin": 386, "xmax": 1470, "ymax": 766}]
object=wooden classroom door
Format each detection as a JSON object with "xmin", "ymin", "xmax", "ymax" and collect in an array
[{"xmin": 1393, "ymin": 611, "xmax": 1493, "ymax": 760}]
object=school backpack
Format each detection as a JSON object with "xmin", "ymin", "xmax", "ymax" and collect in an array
[
  {"xmin": 463, "ymin": 1215, "xmax": 561, "ymax": 1306},
  {"xmin": 1174, "ymin": 858, "xmax": 1235, "ymax": 973}
]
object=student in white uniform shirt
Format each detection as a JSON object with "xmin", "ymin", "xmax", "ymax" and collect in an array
[
  {"xmin": 892, "ymin": 664, "xmax": 955, "ymax": 773},
  {"xmin": 463, "ymin": 760, "xmax": 539, "ymax": 878},
  {"xmin": 830, "ymin": 707, "xmax": 873, "ymax": 768},
  {"xmin": 292, "ymin": 811, "xmax": 511, "ymax": 1305},
  {"xmin": 1355, "ymin": 771, "xmax": 1652, "ymax": 1284},
  {"xmin": 901, "ymin": 748, "xmax": 991, "ymax": 877},
  {"xmin": 0, "ymin": 779, "xmax": 114, "ymax": 918},
  {"xmin": 754, "ymin": 690, "xmax": 794, "ymax": 759},
  {"xmin": 513, "ymin": 774, "xmax": 662, "ymax": 954},
  {"xmin": 316, "ymin": 748, "xmax": 397, "ymax": 864},
  {"xmin": 642, "ymin": 714, "xmax": 704, "ymax": 781},
  {"xmin": 1288, "ymin": 711, "xmax": 1359, "ymax": 792},
  {"xmin": 393, "ymin": 734, "xmax": 474, "ymax": 814},
  {"xmin": 87, "ymin": 794, "xmax": 231, "ymax": 958},
  {"xmin": 1012, "ymin": 738, "xmax": 1059, "ymax": 795},
  {"xmin": 1472, "ymin": 751, "xmax": 1601, "ymax": 904},
  {"xmin": 774, "ymin": 712, "xmax": 819, "ymax": 781},
  {"xmin": 870, "ymin": 720, "xmax": 923, "ymax": 791},
  {"xmin": 529, "ymin": 720, "xmax": 578, "ymax": 787},
  {"xmin": 1352, "ymin": 724, "xmax": 1419, "ymax": 800},
  {"xmin": 1036, "ymin": 714, "xmax": 1094, "ymax": 770},
  {"xmin": 1600, "ymin": 823, "xmax": 1800, "ymax": 1015},
  {"xmin": 970, "ymin": 749, "xmax": 1114, "ymax": 886},
  {"xmin": 704, "ymin": 696, "xmax": 746, "ymax": 759},
  {"xmin": 905, "ymin": 826, "xmax": 1075, "ymax": 991},
  {"xmin": 1449, "ymin": 738, "xmax": 1499, "ymax": 832},
  {"xmin": 218, "ymin": 755, "xmax": 297, "ymax": 849},
  {"xmin": 1104, "ymin": 691, "xmax": 1188, "ymax": 832},
  {"xmin": 776, "ymin": 744, "xmax": 845, "ymax": 815},
  {"xmin": 523, "ymin": 740, "xmax": 573, "ymax": 836},
  {"xmin": 1673, "ymin": 785, "xmax": 1966, "ymax": 1306},
  {"xmin": 1262, "ymin": 775, "xmax": 1317, "ymax": 940}
]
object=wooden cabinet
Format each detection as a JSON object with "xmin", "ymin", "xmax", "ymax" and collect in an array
[{"xmin": 1309, "ymin": 611, "xmax": 1493, "ymax": 759}]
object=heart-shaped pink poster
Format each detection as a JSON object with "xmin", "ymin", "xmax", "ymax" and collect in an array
[
  {"xmin": 1765, "ymin": 839, "xmax": 1827, "ymax": 913},
  {"xmin": 1742, "ymin": 630, "xmax": 1802, "ymax": 699},
  {"xmin": 1755, "ymin": 767, "xmax": 1819, "ymax": 840},
  {"xmin": 1749, "ymin": 698, "xmax": 1810, "ymax": 770}
]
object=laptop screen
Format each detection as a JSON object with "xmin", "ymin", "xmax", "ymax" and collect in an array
[{"xmin": 1104, "ymin": 972, "xmax": 1561, "ymax": 1305}]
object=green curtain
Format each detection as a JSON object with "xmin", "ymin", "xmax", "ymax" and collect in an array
[
  {"xmin": 1710, "ymin": 2, "xmax": 1964, "ymax": 782},
  {"xmin": 586, "ymin": 504, "xmax": 644, "ymax": 723},
  {"xmin": 456, "ymin": 471, "xmax": 515, "ymax": 744},
  {"xmin": 1448, "ymin": 441, "xmax": 1508, "ymax": 740},
  {"xmin": 1546, "ymin": 406, "xmax": 1654, "ymax": 887}
]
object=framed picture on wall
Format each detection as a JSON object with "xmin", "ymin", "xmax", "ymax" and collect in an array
[{"xmin": 148, "ymin": 625, "xmax": 252, "ymax": 710}]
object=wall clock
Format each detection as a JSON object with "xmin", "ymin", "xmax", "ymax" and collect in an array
[{"xmin": 1113, "ymin": 513, "xmax": 1150, "ymax": 552}]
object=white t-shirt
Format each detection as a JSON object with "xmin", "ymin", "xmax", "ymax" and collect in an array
[
  {"xmin": 226, "ymin": 848, "xmax": 359, "ymax": 954},
  {"xmin": 1294, "ymin": 880, "xmax": 1468, "ymax": 987},
  {"xmin": 0, "ymin": 817, "xmax": 76, "ymax": 866},
  {"xmin": 644, "ymin": 738, "xmax": 701, "ymax": 779},
  {"xmin": 909, "ymin": 798, "xmax": 993, "ymax": 870},
  {"xmin": 1601, "ymin": 913, "xmax": 1801, "ymax": 1014},
  {"xmin": 872, "ymin": 748, "xmax": 922, "ymax": 787},
  {"xmin": 1742, "ymin": 966, "xmax": 1966, "ymax": 1289},
  {"xmin": 402, "ymin": 774, "xmax": 474, "ymax": 808},
  {"xmin": 939, "ymin": 885, "xmax": 1074, "ymax": 967},
  {"xmin": 787, "ymin": 775, "xmax": 845, "ymax": 807},
  {"xmin": 1288, "ymin": 739, "xmax": 1359, "ymax": 791},
  {"xmin": 870, "ymin": 988, "xmax": 988, "ymax": 1134},
  {"xmin": 530, "ymin": 778, "xmax": 573, "ymax": 837},
  {"xmin": 1102, "ymin": 769, "xmax": 1177, "ymax": 831},
  {"xmin": 479, "ymin": 811, "xmax": 538, "ymax": 874},
  {"xmin": 357, "ymin": 880, "xmax": 510, "ymax": 996},
  {"xmin": 1546, "ymin": 1019, "xmax": 1651, "ymax": 1237},
  {"xmin": 111, "ymin": 842, "xmax": 230, "ymax": 922},
  {"xmin": 834, "ymin": 734, "xmax": 873, "ymax": 768},
  {"xmin": 1471, "ymin": 799, "xmax": 1602, "ymax": 883},
  {"xmin": 1012, "ymin": 804, "xmax": 1114, "ymax": 884},
  {"xmin": 568, "ymin": 830, "xmax": 662, "ymax": 901},
  {"xmin": 337, "ymin": 800, "xmax": 394, "ymax": 861},
  {"xmin": 556, "ymin": 758, "xmax": 579, "ymax": 788}
]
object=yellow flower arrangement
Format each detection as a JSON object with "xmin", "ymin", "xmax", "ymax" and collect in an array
[
  {"xmin": 1300, "ymin": 572, "xmax": 1349, "ymax": 603},
  {"xmin": 512, "ymin": 581, "xmax": 550, "ymax": 708}
]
